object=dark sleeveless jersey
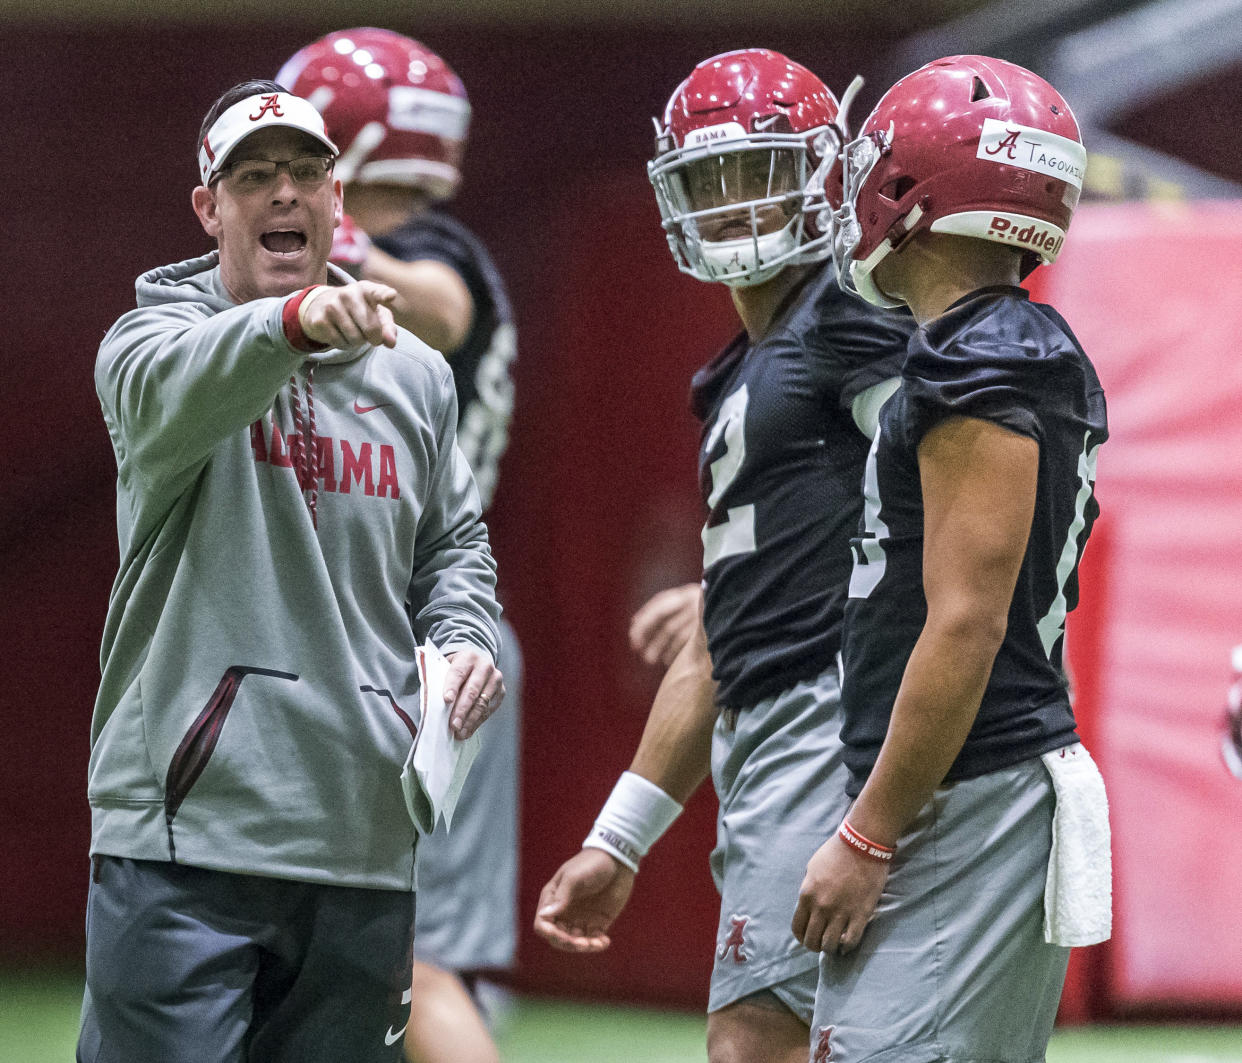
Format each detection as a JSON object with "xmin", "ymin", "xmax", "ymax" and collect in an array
[
  {"xmin": 690, "ymin": 266, "xmax": 914, "ymax": 709},
  {"xmin": 375, "ymin": 209, "xmax": 515, "ymax": 511},
  {"xmin": 840, "ymin": 285, "xmax": 1108, "ymax": 796}
]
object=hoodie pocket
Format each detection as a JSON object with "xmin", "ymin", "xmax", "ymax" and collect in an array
[{"xmin": 163, "ymin": 665, "xmax": 298, "ymax": 833}]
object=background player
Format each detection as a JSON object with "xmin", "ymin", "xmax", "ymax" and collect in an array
[
  {"xmin": 278, "ymin": 31, "xmax": 519, "ymax": 1063},
  {"xmin": 534, "ymin": 50, "xmax": 914, "ymax": 1063},
  {"xmin": 793, "ymin": 55, "xmax": 1112, "ymax": 1062}
]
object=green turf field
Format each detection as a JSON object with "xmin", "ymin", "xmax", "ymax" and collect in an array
[
  {"xmin": 4, "ymin": 968, "xmax": 1240, "ymax": 1062},
  {"xmin": 498, "ymin": 1004, "xmax": 1242, "ymax": 1062}
]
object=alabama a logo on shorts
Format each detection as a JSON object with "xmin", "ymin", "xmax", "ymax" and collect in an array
[
  {"xmin": 813, "ymin": 1024, "xmax": 836, "ymax": 1062},
  {"xmin": 716, "ymin": 914, "xmax": 750, "ymax": 964}
]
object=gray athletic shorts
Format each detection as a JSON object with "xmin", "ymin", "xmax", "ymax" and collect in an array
[
  {"xmin": 77, "ymin": 856, "xmax": 415, "ymax": 1063},
  {"xmin": 412, "ymin": 615, "xmax": 521, "ymax": 972},
  {"xmin": 810, "ymin": 757, "xmax": 1070, "ymax": 1063},
  {"xmin": 709, "ymin": 665, "xmax": 849, "ymax": 1024}
]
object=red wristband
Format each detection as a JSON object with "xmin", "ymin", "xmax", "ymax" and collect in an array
[
  {"xmin": 838, "ymin": 819, "xmax": 896, "ymax": 863},
  {"xmin": 282, "ymin": 286, "xmax": 329, "ymax": 353}
]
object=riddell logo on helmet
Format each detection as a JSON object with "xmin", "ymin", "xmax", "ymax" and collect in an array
[{"xmin": 988, "ymin": 216, "xmax": 1063, "ymax": 256}]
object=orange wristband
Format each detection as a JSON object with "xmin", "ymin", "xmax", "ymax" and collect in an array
[{"xmin": 838, "ymin": 819, "xmax": 896, "ymax": 863}]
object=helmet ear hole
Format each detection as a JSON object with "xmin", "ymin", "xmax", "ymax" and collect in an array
[{"xmin": 879, "ymin": 176, "xmax": 915, "ymax": 203}]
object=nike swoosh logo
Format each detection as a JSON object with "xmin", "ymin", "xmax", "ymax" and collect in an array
[
  {"xmin": 753, "ymin": 114, "xmax": 781, "ymax": 131},
  {"xmin": 384, "ymin": 986, "xmax": 412, "ymax": 1046},
  {"xmin": 354, "ymin": 400, "xmax": 392, "ymax": 414}
]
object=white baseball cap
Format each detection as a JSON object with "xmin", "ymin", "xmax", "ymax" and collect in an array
[{"xmin": 198, "ymin": 91, "xmax": 339, "ymax": 185}]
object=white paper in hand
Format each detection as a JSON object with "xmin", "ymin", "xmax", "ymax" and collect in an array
[{"xmin": 400, "ymin": 641, "xmax": 482, "ymax": 835}]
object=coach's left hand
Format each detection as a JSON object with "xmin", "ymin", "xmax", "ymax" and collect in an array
[
  {"xmin": 443, "ymin": 648, "xmax": 504, "ymax": 740},
  {"xmin": 793, "ymin": 834, "xmax": 889, "ymax": 954}
]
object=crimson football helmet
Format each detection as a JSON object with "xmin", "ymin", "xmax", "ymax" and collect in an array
[
  {"xmin": 649, "ymin": 49, "xmax": 857, "ymax": 288},
  {"xmin": 835, "ymin": 55, "xmax": 1086, "ymax": 307},
  {"xmin": 276, "ymin": 28, "xmax": 470, "ymax": 200}
]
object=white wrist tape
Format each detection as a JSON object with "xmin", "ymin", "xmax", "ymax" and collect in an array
[
  {"xmin": 582, "ymin": 771, "xmax": 684, "ymax": 872},
  {"xmin": 297, "ymin": 283, "xmax": 331, "ymax": 332}
]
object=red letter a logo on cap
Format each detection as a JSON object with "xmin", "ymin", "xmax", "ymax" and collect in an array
[{"xmin": 250, "ymin": 94, "xmax": 284, "ymax": 121}]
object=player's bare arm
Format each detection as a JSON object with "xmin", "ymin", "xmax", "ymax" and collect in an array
[
  {"xmin": 361, "ymin": 248, "xmax": 473, "ymax": 355},
  {"xmin": 627, "ymin": 617, "xmax": 716, "ymax": 802},
  {"xmin": 300, "ymin": 279, "xmax": 399, "ymax": 350},
  {"xmin": 794, "ymin": 414, "xmax": 1038, "ymax": 953},
  {"xmin": 629, "ymin": 582, "xmax": 704, "ymax": 669},
  {"xmin": 534, "ymin": 624, "xmax": 717, "ymax": 952}
]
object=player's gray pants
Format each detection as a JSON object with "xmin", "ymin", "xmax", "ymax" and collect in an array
[
  {"xmin": 76, "ymin": 856, "xmax": 415, "ymax": 1063},
  {"xmin": 412, "ymin": 614, "xmax": 521, "ymax": 972},
  {"xmin": 709, "ymin": 665, "xmax": 849, "ymax": 1024},
  {"xmin": 811, "ymin": 757, "xmax": 1070, "ymax": 1063}
]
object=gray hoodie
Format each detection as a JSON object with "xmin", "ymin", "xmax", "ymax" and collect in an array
[{"xmin": 89, "ymin": 252, "xmax": 500, "ymax": 891}]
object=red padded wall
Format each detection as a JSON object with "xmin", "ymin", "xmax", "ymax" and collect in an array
[
  {"xmin": 499, "ymin": 170, "xmax": 734, "ymax": 1005},
  {"xmin": 1039, "ymin": 203, "xmax": 1242, "ymax": 1013}
]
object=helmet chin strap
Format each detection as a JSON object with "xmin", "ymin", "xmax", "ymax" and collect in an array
[
  {"xmin": 848, "ymin": 236, "xmax": 904, "ymax": 309},
  {"xmin": 851, "ymin": 195, "xmax": 929, "ymax": 307}
]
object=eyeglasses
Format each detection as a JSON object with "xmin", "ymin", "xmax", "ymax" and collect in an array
[{"xmin": 214, "ymin": 155, "xmax": 335, "ymax": 191}]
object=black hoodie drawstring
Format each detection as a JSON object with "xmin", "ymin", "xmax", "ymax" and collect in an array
[{"xmin": 288, "ymin": 365, "xmax": 319, "ymax": 530}]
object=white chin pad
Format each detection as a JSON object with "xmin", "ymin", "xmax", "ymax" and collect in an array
[{"xmin": 696, "ymin": 222, "xmax": 797, "ymax": 283}]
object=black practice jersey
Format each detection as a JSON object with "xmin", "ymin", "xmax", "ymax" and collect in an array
[
  {"xmin": 375, "ymin": 209, "xmax": 515, "ymax": 511},
  {"xmin": 840, "ymin": 285, "xmax": 1108, "ymax": 796},
  {"xmin": 691, "ymin": 265, "xmax": 914, "ymax": 709}
]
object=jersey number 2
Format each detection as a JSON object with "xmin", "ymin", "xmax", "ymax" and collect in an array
[{"xmin": 702, "ymin": 385, "xmax": 756, "ymax": 569}]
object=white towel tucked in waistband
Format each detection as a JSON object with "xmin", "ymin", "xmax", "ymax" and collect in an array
[{"xmin": 1041, "ymin": 743, "xmax": 1112, "ymax": 946}]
